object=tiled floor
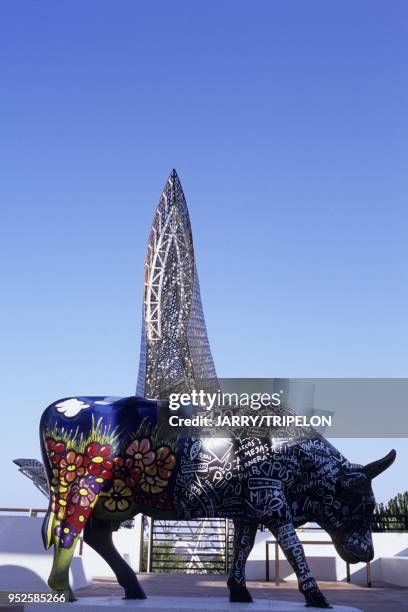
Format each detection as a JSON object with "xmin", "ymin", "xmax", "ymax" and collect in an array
[{"xmin": 76, "ymin": 574, "xmax": 408, "ymax": 612}]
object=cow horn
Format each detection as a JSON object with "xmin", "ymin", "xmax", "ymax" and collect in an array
[{"xmin": 364, "ymin": 449, "xmax": 396, "ymax": 479}]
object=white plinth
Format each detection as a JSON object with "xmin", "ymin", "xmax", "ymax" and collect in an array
[{"xmin": 25, "ymin": 595, "xmax": 362, "ymax": 612}]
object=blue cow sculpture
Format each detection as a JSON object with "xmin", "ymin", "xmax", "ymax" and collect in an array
[{"xmin": 40, "ymin": 395, "xmax": 396, "ymax": 608}]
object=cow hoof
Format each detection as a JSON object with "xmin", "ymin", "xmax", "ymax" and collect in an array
[
  {"xmin": 304, "ymin": 590, "xmax": 332, "ymax": 608},
  {"xmin": 52, "ymin": 589, "xmax": 76, "ymax": 603},
  {"xmin": 123, "ymin": 585, "xmax": 147, "ymax": 599},
  {"xmin": 228, "ymin": 578, "xmax": 253, "ymax": 603},
  {"xmin": 229, "ymin": 590, "xmax": 253, "ymax": 603}
]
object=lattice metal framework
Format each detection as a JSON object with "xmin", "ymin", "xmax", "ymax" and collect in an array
[
  {"xmin": 13, "ymin": 458, "xmax": 49, "ymax": 497},
  {"xmin": 137, "ymin": 169, "xmax": 218, "ymax": 399}
]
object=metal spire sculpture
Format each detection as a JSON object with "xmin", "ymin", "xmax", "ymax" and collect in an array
[{"xmin": 137, "ymin": 169, "xmax": 218, "ymax": 399}]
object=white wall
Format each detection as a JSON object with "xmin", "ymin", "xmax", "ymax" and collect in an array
[
  {"xmin": 380, "ymin": 556, "xmax": 408, "ymax": 587},
  {"xmin": 0, "ymin": 515, "xmax": 143, "ymax": 592},
  {"xmin": 246, "ymin": 528, "xmax": 408, "ymax": 585}
]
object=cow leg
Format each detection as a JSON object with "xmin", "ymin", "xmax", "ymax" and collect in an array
[
  {"xmin": 269, "ymin": 523, "xmax": 332, "ymax": 608},
  {"xmin": 48, "ymin": 535, "xmax": 78, "ymax": 601},
  {"xmin": 83, "ymin": 516, "xmax": 146, "ymax": 599},
  {"xmin": 227, "ymin": 520, "xmax": 257, "ymax": 603}
]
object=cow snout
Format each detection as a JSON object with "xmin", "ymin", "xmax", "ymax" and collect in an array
[
  {"xmin": 334, "ymin": 539, "xmax": 374, "ymax": 564},
  {"xmin": 352, "ymin": 544, "xmax": 374, "ymax": 563}
]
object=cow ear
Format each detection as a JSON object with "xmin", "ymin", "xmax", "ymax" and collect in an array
[
  {"xmin": 364, "ymin": 449, "xmax": 396, "ymax": 480},
  {"xmin": 336, "ymin": 472, "xmax": 367, "ymax": 492}
]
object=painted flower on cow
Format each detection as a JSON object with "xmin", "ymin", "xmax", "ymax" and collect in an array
[
  {"xmin": 46, "ymin": 439, "xmax": 65, "ymax": 464},
  {"xmin": 50, "ymin": 492, "xmax": 57, "ymax": 513},
  {"xmin": 55, "ymin": 523, "xmax": 77, "ymax": 548},
  {"xmin": 67, "ymin": 510, "xmax": 88, "ymax": 530},
  {"xmin": 70, "ymin": 477, "xmax": 99, "ymax": 507},
  {"xmin": 141, "ymin": 465, "xmax": 168, "ymax": 494},
  {"xmin": 57, "ymin": 504, "xmax": 66, "ymax": 520},
  {"xmin": 67, "ymin": 502, "xmax": 85, "ymax": 525},
  {"xmin": 66, "ymin": 497, "xmax": 93, "ymax": 531},
  {"xmin": 139, "ymin": 445, "xmax": 175, "ymax": 494},
  {"xmin": 112, "ymin": 456, "xmax": 142, "ymax": 487},
  {"xmin": 59, "ymin": 450, "xmax": 86, "ymax": 483},
  {"xmin": 56, "ymin": 489, "xmax": 69, "ymax": 520},
  {"xmin": 155, "ymin": 446, "xmax": 176, "ymax": 480},
  {"xmin": 84, "ymin": 442, "xmax": 113, "ymax": 480},
  {"xmin": 95, "ymin": 465, "xmax": 114, "ymax": 483},
  {"xmin": 86, "ymin": 475, "xmax": 102, "ymax": 494},
  {"xmin": 85, "ymin": 442, "xmax": 111, "ymax": 469},
  {"xmin": 112, "ymin": 456, "xmax": 126, "ymax": 477},
  {"xmin": 50, "ymin": 467, "xmax": 60, "ymax": 491},
  {"xmin": 102, "ymin": 478, "xmax": 132, "ymax": 512},
  {"xmin": 127, "ymin": 465, "xmax": 142, "ymax": 486},
  {"xmin": 126, "ymin": 438, "xmax": 155, "ymax": 469}
]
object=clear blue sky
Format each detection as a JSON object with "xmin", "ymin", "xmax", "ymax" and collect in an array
[{"xmin": 1, "ymin": 1, "xmax": 407, "ymax": 507}]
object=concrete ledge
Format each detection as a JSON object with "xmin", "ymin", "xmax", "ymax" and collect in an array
[
  {"xmin": 380, "ymin": 556, "xmax": 408, "ymax": 587},
  {"xmin": 25, "ymin": 595, "xmax": 363, "ymax": 612}
]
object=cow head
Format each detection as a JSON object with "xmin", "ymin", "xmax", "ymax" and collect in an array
[{"xmin": 319, "ymin": 449, "xmax": 396, "ymax": 563}]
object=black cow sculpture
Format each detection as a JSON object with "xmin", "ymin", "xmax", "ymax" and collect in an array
[{"xmin": 40, "ymin": 395, "xmax": 396, "ymax": 607}]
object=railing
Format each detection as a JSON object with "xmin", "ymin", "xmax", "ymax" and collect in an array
[
  {"xmin": 148, "ymin": 518, "xmax": 234, "ymax": 574},
  {"xmin": 265, "ymin": 539, "xmax": 372, "ymax": 588},
  {"xmin": 0, "ymin": 507, "xmax": 47, "ymax": 517}
]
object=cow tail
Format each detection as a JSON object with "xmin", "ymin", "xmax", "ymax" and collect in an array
[
  {"xmin": 42, "ymin": 505, "xmax": 55, "ymax": 550},
  {"xmin": 40, "ymin": 434, "xmax": 56, "ymax": 549}
]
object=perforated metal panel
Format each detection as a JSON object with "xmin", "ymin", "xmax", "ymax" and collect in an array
[{"xmin": 137, "ymin": 170, "xmax": 218, "ymax": 399}]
